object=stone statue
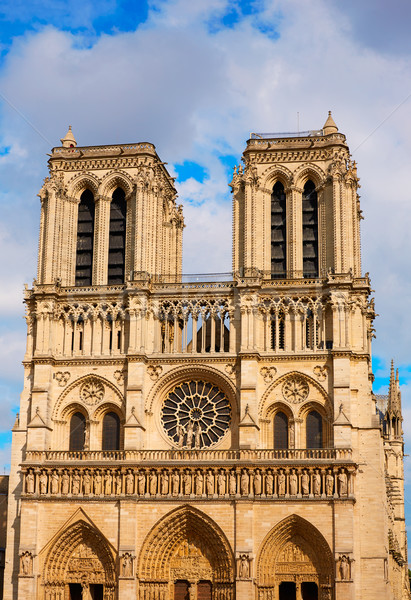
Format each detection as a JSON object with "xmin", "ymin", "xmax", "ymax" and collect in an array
[
  {"xmin": 161, "ymin": 471, "xmax": 169, "ymax": 495},
  {"xmin": 241, "ymin": 470, "xmax": 249, "ymax": 496},
  {"xmin": 183, "ymin": 470, "xmax": 192, "ymax": 495},
  {"xmin": 289, "ymin": 420, "xmax": 295, "ymax": 448},
  {"xmin": 218, "ymin": 470, "xmax": 226, "ymax": 496},
  {"xmin": 105, "ymin": 471, "xmax": 112, "ymax": 495},
  {"xmin": 138, "ymin": 471, "xmax": 146, "ymax": 495},
  {"xmin": 61, "ymin": 470, "xmax": 70, "ymax": 495},
  {"xmin": 150, "ymin": 471, "xmax": 157, "ymax": 495},
  {"xmin": 239, "ymin": 554, "xmax": 249, "ymax": 578},
  {"xmin": 39, "ymin": 471, "xmax": 48, "ymax": 495},
  {"xmin": 72, "ymin": 470, "xmax": 80, "ymax": 495},
  {"xmin": 289, "ymin": 469, "xmax": 298, "ymax": 496},
  {"xmin": 266, "ymin": 471, "xmax": 273, "ymax": 496},
  {"xmin": 254, "ymin": 469, "xmax": 262, "ymax": 495},
  {"xmin": 338, "ymin": 470, "xmax": 348, "ymax": 496},
  {"xmin": 94, "ymin": 470, "xmax": 102, "ymax": 495},
  {"xmin": 313, "ymin": 469, "xmax": 321, "ymax": 496},
  {"xmin": 278, "ymin": 470, "xmax": 285, "ymax": 496},
  {"xmin": 229, "ymin": 471, "xmax": 237, "ymax": 495},
  {"xmin": 26, "ymin": 470, "xmax": 34, "ymax": 494},
  {"xmin": 51, "ymin": 470, "xmax": 59, "ymax": 495},
  {"xmin": 188, "ymin": 584, "xmax": 196, "ymax": 600},
  {"xmin": 176, "ymin": 424, "xmax": 184, "ymax": 448},
  {"xmin": 186, "ymin": 421, "xmax": 194, "ymax": 448},
  {"xmin": 21, "ymin": 552, "xmax": 32, "ymax": 576},
  {"xmin": 126, "ymin": 470, "xmax": 134, "ymax": 494},
  {"xmin": 172, "ymin": 471, "xmax": 180, "ymax": 496},
  {"xmin": 301, "ymin": 470, "xmax": 310, "ymax": 495},
  {"xmin": 195, "ymin": 469, "xmax": 203, "ymax": 495},
  {"xmin": 326, "ymin": 471, "xmax": 334, "ymax": 496},
  {"xmin": 339, "ymin": 555, "xmax": 350, "ymax": 580},
  {"xmin": 194, "ymin": 424, "xmax": 202, "ymax": 449},
  {"xmin": 84, "ymin": 422, "xmax": 90, "ymax": 450},
  {"xmin": 115, "ymin": 473, "xmax": 122, "ymax": 495},
  {"xmin": 122, "ymin": 553, "xmax": 133, "ymax": 577},
  {"xmin": 83, "ymin": 470, "xmax": 91, "ymax": 495},
  {"xmin": 206, "ymin": 470, "xmax": 214, "ymax": 495}
]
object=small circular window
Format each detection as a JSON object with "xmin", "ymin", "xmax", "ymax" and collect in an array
[{"xmin": 161, "ymin": 380, "xmax": 231, "ymax": 448}]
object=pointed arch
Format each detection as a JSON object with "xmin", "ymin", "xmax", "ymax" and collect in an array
[
  {"xmin": 100, "ymin": 171, "xmax": 134, "ymax": 198},
  {"xmin": 257, "ymin": 514, "xmax": 334, "ymax": 589},
  {"xmin": 138, "ymin": 505, "xmax": 235, "ymax": 584}
]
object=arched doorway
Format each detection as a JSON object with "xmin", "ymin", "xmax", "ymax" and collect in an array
[
  {"xmin": 41, "ymin": 520, "xmax": 116, "ymax": 600},
  {"xmin": 138, "ymin": 505, "xmax": 235, "ymax": 599},
  {"xmin": 257, "ymin": 515, "xmax": 334, "ymax": 600}
]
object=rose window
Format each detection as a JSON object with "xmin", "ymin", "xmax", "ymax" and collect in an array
[
  {"xmin": 80, "ymin": 379, "xmax": 105, "ymax": 406},
  {"xmin": 161, "ymin": 380, "xmax": 231, "ymax": 448},
  {"xmin": 282, "ymin": 376, "xmax": 309, "ymax": 404}
]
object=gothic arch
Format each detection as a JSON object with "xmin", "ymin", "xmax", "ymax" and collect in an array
[
  {"xmin": 100, "ymin": 170, "xmax": 134, "ymax": 198},
  {"xmin": 293, "ymin": 163, "xmax": 326, "ymax": 189},
  {"xmin": 41, "ymin": 517, "xmax": 116, "ymax": 599},
  {"xmin": 138, "ymin": 505, "xmax": 235, "ymax": 588},
  {"xmin": 68, "ymin": 172, "xmax": 100, "ymax": 199},
  {"xmin": 257, "ymin": 514, "xmax": 334, "ymax": 596},
  {"xmin": 260, "ymin": 164, "xmax": 293, "ymax": 191}
]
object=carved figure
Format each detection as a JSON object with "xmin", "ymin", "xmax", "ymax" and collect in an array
[
  {"xmin": 83, "ymin": 470, "xmax": 91, "ymax": 495},
  {"xmin": 206, "ymin": 470, "xmax": 214, "ymax": 495},
  {"xmin": 338, "ymin": 470, "xmax": 348, "ymax": 496},
  {"xmin": 186, "ymin": 421, "xmax": 194, "ymax": 448},
  {"xmin": 289, "ymin": 469, "xmax": 298, "ymax": 496},
  {"xmin": 150, "ymin": 471, "xmax": 157, "ymax": 495},
  {"xmin": 326, "ymin": 471, "xmax": 334, "ymax": 496},
  {"xmin": 218, "ymin": 470, "xmax": 226, "ymax": 496},
  {"xmin": 194, "ymin": 424, "xmax": 201, "ymax": 449},
  {"xmin": 21, "ymin": 552, "xmax": 32, "ymax": 576},
  {"xmin": 172, "ymin": 471, "xmax": 180, "ymax": 496},
  {"xmin": 254, "ymin": 469, "xmax": 262, "ymax": 495},
  {"xmin": 161, "ymin": 471, "xmax": 169, "ymax": 495},
  {"xmin": 39, "ymin": 471, "xmax": 48, "ymax": 495},
  {"xmin": 94, "ymin": 470, "xmax": 102, "ymax": 495},
  {"xmin": 176, "ymin": 424, "xmax": 184, "ymax": 448},
  {"xmin": 188, "ymin": 584, "xmax": 196, "ymax": 600},
  {"xmin": 84, "ymin": 423, "xmax": 90, "ymax": 450},
  {"xmin": 122, "ymin": 553, "xmax": 133, "ymax": 577},
  {"xmin": 241, "ymin": 470, "xmax": 249, "ymax": 495},
  {"xmin": 72, "ymin": 471, "xmax": 80, "ymax": 495},
  {"xmin": 195, "ymin": 469, "xmax": 203, "ymax": 495},
  {"xmin": 229, "ymin": 471, "xmax": 237, "ymax": 495},
  {"xmin": 239, "ymin": 554, "xmax": 249, "ymax": 579},
  {"xmin": 26, "ymin": 470, "xmax": 35, "ymax": 494},
  {"xmin": 138, "ymin": 471, "xmax": 145, "ymax": 495},
  {"xmin": 126, "ymin": 470, "xmax": 134, "ymax": 494},
  {"xmin": 61, "ymin": 470, "xmax": 70, "ymax": 495},
  {"xmin": 339, "ymin": 555, "xmax": 350, "ymax": 580},
  {"xmin": 278, "ymin": 470, "xmax": 285, "ymax": 496},
  {"xmin": 105, "ymin": 471, "xmax": 112, "ymax": 495},
  {"xmin": 289, "ymin": 420, "xmax": 295, "ymax": 448},
  {"xmin": 116, "ymin": 473, "xmax": 122, "ymax": 495},
  {"xmin": 183, "ymin": 470, "xmax": 192, "ymax": 495},
  {"xmin": 51, "ymin": 470, "xmax": 59, "ymax": 495},
  {"xmin": 266, "ymin": 471, "xmax": 274, "ymax": 496},
  {"xmin": 301, "ymin": 470, "xmax": 310, "ymax": 495},
  {"xmin": 313, "ymin": 469, "xmax": 321, "ymax": 496}
]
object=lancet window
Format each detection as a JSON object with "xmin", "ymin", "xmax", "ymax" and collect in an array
[
  {"xmin": 102, "ymin": 412, "xmax": 120, "ymax": 451},
  {"xmin": 306, "ymin": 410, "xmax": 323, "ymax": 448},
  {"xmin": 302, "ymin": 180, "xmax": 318, "ymax": 278},
  {"xmin": 108, "ymin": 188, "xmax": 127, "ymax": 284},
  {"xmin": 75, "ymin": 189, "xmax": 95, "ymax": 286},
  {"xmin": 271, "ymin": 181, "xmax": 287, "ymax": 278},
  {"xmin": 274, "ymin": 412, "xmax": 289, "ymax": 449},
  {"xmin": 69, "ymin": 412, "xmax": 86, "ymax": 451}
]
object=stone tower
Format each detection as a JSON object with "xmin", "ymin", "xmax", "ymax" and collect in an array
[{"xmin": 4, "ymin": 116, "xmax": 409, "ymax": 600}]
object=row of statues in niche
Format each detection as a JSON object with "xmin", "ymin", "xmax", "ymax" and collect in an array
[
  {"xmin": 176, "ymin": 421, "xmax": 202, "ymax": 449},
  {"xmin": 24, "ymin": 466, "xmax": 352, "ymax": 497}
]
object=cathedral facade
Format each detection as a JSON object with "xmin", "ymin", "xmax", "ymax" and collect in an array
[{"xmin": 3, "ymin": 115, "xmax": 409, "ymax": 600}]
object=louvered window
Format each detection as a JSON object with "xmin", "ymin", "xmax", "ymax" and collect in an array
[
  {"xmin": 271, "ymin": 182, "xmax": 287, "ymax": 278},
  {"xmin": 302, "ymin": 180, "xmax": 318, "ymax": 277},
  {"xmin": 75, "ymin": 190, "xmax": 95, "ymax": 286},
  {"xmin": 108, "ymin": 188, "xmax": 127, "ymax": 284}
]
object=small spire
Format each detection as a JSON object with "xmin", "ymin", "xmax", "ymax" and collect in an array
[
  {"xmin": 323, "ymin": 111, "xmax": 338, "ymax": 135},
  {"xmin": 60, "ymin": 125, "xmax": 77, "ymax": 148},
  {"xmin": 388, "ymin": 360, "xmax": 402, "ymax": 416}
]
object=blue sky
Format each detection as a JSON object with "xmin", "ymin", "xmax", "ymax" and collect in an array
[{"xmin": 0, "ymin": 0, "xmax": 411, "ymax": 520}]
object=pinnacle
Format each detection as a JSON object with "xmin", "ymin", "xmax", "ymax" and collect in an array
[
  {"xmin": 60, "ymin": 125, "xmax": 77, "ymax": 148},
  {"xmin": 323, "ymin": 111, "xmax": 338, "ymax": 135}
]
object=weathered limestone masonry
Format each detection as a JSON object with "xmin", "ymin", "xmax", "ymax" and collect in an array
[{"xmin": 3, "ymin": 115, "xmax": 409, "ymax": 600}]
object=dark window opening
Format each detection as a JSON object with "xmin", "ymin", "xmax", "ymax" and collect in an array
[
  {"xmin": 69, "ymin": 412, "xmax": 86, "ymax": 451},
  {"xmin": 279, "ymin": 582, "xmax": 296, "ymax": 600},
  {"xmin": 306, "ymin": 410, "xmax": 323, "ymax": 448},
  {"xmin": 79, "ymin": 330, "xmax": 83, "ymax": 351},
  {"xmin": 102, "ymin": 412, "xmax": 120, "ymax": 450},
  {"xmin": 69, "ymin": 583, "xmax": 82, "ymax": 600},
  {"xmin": 117, "ymin": 330, "xmax": 121, "ymax": 350},
  {"xmin": 302, "ymin": 582, "xmax": 318, "ymax": 600},
  {"xmin": 75, "ymin": 189, "xmax": 95, "ymax": 286},
  {"xmin": 108, "ymin": 188, "xmax": 127, "ymax": 285},
  {"xmin": 302, "ymin": 180, "xmax": 318, "ymax": 278},
  {"xmin": 109, "ymin": 329, "xmax": 113, "ymax": 351},
  {"xmin": 71, "ymin": 330, "xmax": 75, "ymax": 352},
  {"xmin": 271, "ymin": 181, "xmax": 287, "ymax": 278},
  {"xmin": 274, "ymin": 412, "xmax": 289, "ymax": 449},
  {"xmin": 271, "ymin": 313, "xmax": 285, "ymax": 350},
  {"xmin": 90, "ymin": 584, "xmax": 104, "ymax": 600}
]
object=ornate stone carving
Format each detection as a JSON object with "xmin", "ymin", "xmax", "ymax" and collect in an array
[
  {"xmin": 120, "ymin": 552, "xmax": 134, "ymax": 577},
  {"xmin": 238, "ymin": 553, "xmax": 251, "ymax": 579},
  {"xmin": 225, "ymin": 363, "xmax": 236, "ymax": 377},
  {"xmin": 113, "ymin": 369, "xmax": 126, "ymax": 384},
  {"xmin": 282, "ymin": 376, "xmax": 309, "ymax": 404},
  {"xmin": 337, "ymin": 554, "xmax": 352, "ymax": 580},
  {"xmin": 80, "ymin": 378, "xmax": 105, "ymax": 406},
  {"xmin": 147, "ymin": 365, "xmax": 163, "ymax": 381},
  {"xmin": 55, "ymin": 371, "xmax": 70, "ymax": 387},
  {"xmin": 20, "ymin": 551, "xmax": 33, "ymax": 576},
  {"xmin": 313, "ymin": 365, "xmax": 328, "ymax": 382},
  {"xmin": 260, "ymin": 366, "xmax": 277, "ymax": 384}
]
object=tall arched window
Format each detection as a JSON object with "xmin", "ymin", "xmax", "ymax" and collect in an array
[
  {"xmin": 102, "ymin": 412, "xmax": 120, "ymax": 450},
  {"xmin": 271, "ymin": 182, "xmax": 287, "ymax": 278},
  {"xmin": 274, "ymin": 412, "xmax": 289, "ymax": 449},
  {"xmin": 306, "ymin": 410, "xmax": 323, "ymax": 448},
  {"xmin": 75, "ymin": 189, "xmax": 95, "ymax": 286},
  {"xmin": 69, "ymin": 412, "xmax": 86, "ymax": 451},
  {"xmin": 108, "ymin": 188, "xmax": 127, "ymax": 284},
  {"xmin": 302, "ymin": 180, "xmax": 318, "ymax": 278}
]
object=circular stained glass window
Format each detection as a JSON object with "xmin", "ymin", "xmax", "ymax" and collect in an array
[{"xmin": 161, "ymin": 380, "xmax": 231, "ymax": 448}]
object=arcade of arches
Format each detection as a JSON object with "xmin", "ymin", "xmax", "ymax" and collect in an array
[{"xmin": 39, "ymin": 510, "xmax": 333, "ymax": 600}]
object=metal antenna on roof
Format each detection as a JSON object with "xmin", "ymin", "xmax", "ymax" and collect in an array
[{"xmin": 297, "ymin": 112, "xmax": 300, "ymax": 133}]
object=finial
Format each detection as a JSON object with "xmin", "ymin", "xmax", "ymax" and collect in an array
[
  {"xmin": 60, "ymin": 125, "xmax": 77, "ymax": 148},
  {"xmin": 323, "ymin": 111, "xmax": 338, "ymax": 135}
]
